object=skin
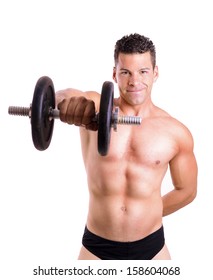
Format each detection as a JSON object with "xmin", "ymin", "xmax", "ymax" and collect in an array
[{"xmin": 56, "ymin": 52, "xmax": 198, "ymax": 260}]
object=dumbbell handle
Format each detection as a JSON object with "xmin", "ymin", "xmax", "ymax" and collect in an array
[{"xmin": 8, "ymin": 105, "xmax": 142, "ymax": 130}]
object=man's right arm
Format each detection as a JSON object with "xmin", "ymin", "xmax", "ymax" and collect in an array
[{"xmin": 56, "ymin": 88, "xmax": 100, "ymax": 107}]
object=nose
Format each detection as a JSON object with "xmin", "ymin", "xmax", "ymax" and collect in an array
[{"xmin": 128, "ymin": 73, "xmax": 141, "ymax": 86}]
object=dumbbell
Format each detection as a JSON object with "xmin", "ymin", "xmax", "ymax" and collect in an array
[{"xmin": 8, "ymin": 76, "xmax": 142, "ymax": 156}]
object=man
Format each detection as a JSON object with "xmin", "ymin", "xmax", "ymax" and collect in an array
[{"xmin": 56, "ymin": 33, "xmax": 198, "ymax": 260}]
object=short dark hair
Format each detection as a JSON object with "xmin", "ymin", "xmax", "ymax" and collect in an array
[{"xmin": 114, "ymin": 33, "xmax": 156, "ymax": 68}]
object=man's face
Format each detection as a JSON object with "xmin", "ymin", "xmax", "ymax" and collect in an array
[{"xmin": 113, "ymin": 52, "xmax": 158, "ymax": 106}]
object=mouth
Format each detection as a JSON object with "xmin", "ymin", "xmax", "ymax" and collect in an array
[{"xmin": 127, "ymin": 88, "xmax": 145, "ymax": 94}]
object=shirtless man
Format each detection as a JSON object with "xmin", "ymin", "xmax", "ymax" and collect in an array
[{"xmin": 56, "ymin": 33, "xmax": 198, "ymax": 260}]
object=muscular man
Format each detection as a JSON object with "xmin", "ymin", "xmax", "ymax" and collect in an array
[{"xmin": 56, "ymin": 33, "xmax": 198, "ymax": 260}]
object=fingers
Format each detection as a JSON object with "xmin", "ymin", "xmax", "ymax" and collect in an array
[
  {"xmin": 75, "ymin": 98, "xmax": 93, "ymax": 125},
  {"xmin": 58, "ymin": 96, "xmax": 97, "ymax": 130},
  {"xmin": 57, "ymin": 98, "xmax": 75, "ymax": 124}
]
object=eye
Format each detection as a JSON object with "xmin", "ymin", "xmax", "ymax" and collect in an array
[
  {"xmin": 120, "ymin": 70, "xmax": 130, "ymax": 76},
  {"xmin": 140, "ymin": 68, "xmax": 150, "ymax": 75}
]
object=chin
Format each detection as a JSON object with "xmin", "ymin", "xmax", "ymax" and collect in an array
[{"xmin": 130, "ymin": 99, "xmax": 144, "ymax": 106}]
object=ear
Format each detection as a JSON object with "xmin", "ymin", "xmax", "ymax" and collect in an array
[
  {"xmin": 112, "ymin": 67, "xmax": 117, "ymax": 83},
  {"xmin": 153, "ymin": 66, "xmax": 159, "ymax": 82}
]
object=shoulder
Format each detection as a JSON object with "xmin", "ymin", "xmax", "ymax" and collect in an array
[
  {"xmin": 161, "ymin": 115, "xmax": 195, "ymax": 153},
  {"xmin": 155, "ymin": 106, "xmax": 191, "ymax": 132},
  {"xmin": 152, "ymin": 106, "xmax": 195, "ymax": 150}
]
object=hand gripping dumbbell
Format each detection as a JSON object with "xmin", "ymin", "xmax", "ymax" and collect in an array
[{"xmin": 8, "ymin": 76, "xmax": 142, "ymax": 156}]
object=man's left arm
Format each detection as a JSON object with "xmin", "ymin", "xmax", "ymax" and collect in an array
[{"xmin": 162, "ymin": 130, "xmax": 198, "ymax": 216}]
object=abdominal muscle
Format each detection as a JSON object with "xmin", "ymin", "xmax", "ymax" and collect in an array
[{"xmin": 87, "ymin": 192, "xmax": 163, "ymax": 242}]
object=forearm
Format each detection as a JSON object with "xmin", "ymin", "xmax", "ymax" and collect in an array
[
  {"xmin": 55, "ymin": 88, "xmax": 84, "ymax": 106},
  {"xmin": 162, "ymin": 188, "xmax": 197, "ymax": 216},
  {"xmin": 55, "ymin": 89, "xmax": 100, "ymax": 110}
]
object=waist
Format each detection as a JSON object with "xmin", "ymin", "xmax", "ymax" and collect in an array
[{"xmin": 87, "ymin": 199, "xmax": 163, "ymax": 242}]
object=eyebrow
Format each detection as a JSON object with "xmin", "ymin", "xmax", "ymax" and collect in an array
[
  {"xmin": 140, "ymin": 67, "xmax": 151, "ymax": 71},
  {"xmin": 119, "ymin": 67, "xmax": 151, "ymax": 71}
]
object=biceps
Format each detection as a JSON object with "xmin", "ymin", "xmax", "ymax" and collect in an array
[{"xmin": 169, "ymin": 152, "xmax": 198, "ymax": 193}]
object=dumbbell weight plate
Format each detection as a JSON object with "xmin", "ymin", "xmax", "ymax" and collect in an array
[
  {"xmin": 98, "ymin": 81, "xmax": 114, "ymax": 156},
  {"xmin": 31, "ymin": 76, "xmax": 55, "ymax": 151}
]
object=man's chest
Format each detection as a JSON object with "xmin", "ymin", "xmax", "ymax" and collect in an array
[{"xmin": 109, "ymin": 122, "xmax": 178, "ymax": 167}]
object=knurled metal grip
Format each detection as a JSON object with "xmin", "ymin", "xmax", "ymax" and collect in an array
[{"xmin": 8, "ymin": 76, "xmax": 142, "ymax": 155}]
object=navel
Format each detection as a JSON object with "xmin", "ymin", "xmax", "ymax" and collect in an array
[
  {"xmin": 155, "ymin": 160, "xmax": 161, "ymax": 165},
  {"xmin": 121, "ymin": 206, "xmax": 127, "ymax": 212}
]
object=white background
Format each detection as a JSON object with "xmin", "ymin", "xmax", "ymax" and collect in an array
[{"xmin": 1, "ymin": 0, "xmax": 212, "ymax": 279}]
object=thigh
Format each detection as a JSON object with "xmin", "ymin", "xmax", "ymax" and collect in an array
[
  {"xmin": 78, "ymin": 246, "xmax": 101, "ymax": 260},
  {"xmin": 152, "ymin": 244, "xmax": 171, "ymax": 260}
]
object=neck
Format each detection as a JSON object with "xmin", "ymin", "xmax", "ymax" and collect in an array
[{"xmin": 114, "ymin": 97, "xmax": 155, "ymax": 118}]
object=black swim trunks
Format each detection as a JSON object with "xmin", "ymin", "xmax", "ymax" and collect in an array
[{"xmin": 82, "ymin": 225, "xmax": 165, "ymax": 260}]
